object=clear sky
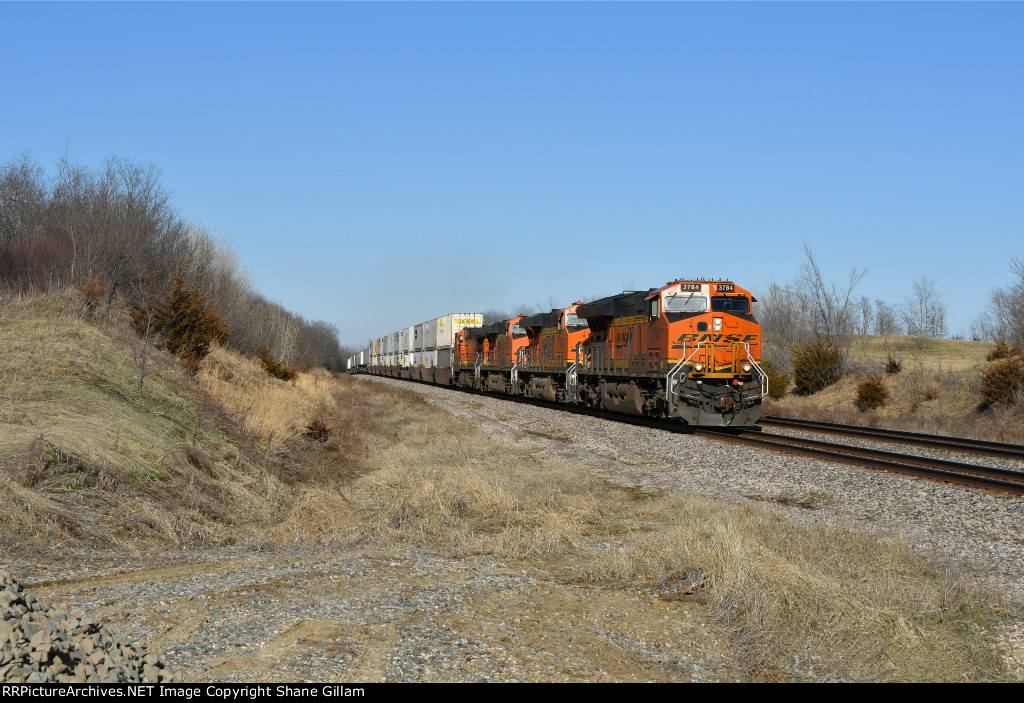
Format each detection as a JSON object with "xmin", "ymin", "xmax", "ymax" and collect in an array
[{"xmin": 2, "ymin": 2, "xmax": 1021, "ymax": 346}]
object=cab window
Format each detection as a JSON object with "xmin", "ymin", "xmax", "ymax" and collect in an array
[
  {"xmin": 711, "ymin": 296, "xmax": 750, "ymax": 314},
  {"xmin": 664, "ymin": 294, "xmax": 708, "ymax": 313}
]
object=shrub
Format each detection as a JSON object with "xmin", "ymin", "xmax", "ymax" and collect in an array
[
  {"xmin": 884, "ymin": 353, "xmax": 903, "ymax": 375},
  {"xmin": 80, "ymin": 277, "xmax": 103, "ymax": 315},
  {"xmin": 790, "ymin": 338, "xmax": 844, "ymax": 395},
  {"xmin": 137, "ymin": 274, "xmax": 229, "ymax": 374},
  {"xmin": 759, "ymin": 359, "xmax": 790, "ymax": 399},
  {"xmin": 987, "ymin": 341, "xmax": 1014, "ymax": 361},
  {"xmin": 258, "ymin": 348, "xmax": 297, "ymax": 381},
  {"xmin": 303, "ymin": 418, "xmax": 332, "ymax": 443},
  {"xmin": 980, "ymin": 355, "xmax": 1024, "ymax": 407},
  {"xmin": 855, "ymin": 377, "xmax": 888, "ymax": 411}
]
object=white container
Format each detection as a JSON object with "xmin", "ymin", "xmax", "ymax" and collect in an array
[
  {"xmin": 414, "ymin": 323, "xmax": 425, "ymax": 352},
  {"xmin": 437, "ymin": 347, "xmax": 452, "ymax": 368},
  {"xmin": 433, "ymin": 313, "xmax": 484, "ymax": 349}
]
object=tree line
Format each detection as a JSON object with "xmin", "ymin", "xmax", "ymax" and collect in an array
[
  {"xmin": 0, "ymin": 153, "xmax": 347, "ymax": 371},
  {"xmin": 753, "ymin": 245, "xmax": 1024, "ymax": 404},
  {"xmin": 756, "ymin": 244, "xmax": 961, "ymax": 368}
]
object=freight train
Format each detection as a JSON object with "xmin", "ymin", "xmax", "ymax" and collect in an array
[{"xmin": 347, "ymin": 279, "xmax": 767, "ymax": 427}]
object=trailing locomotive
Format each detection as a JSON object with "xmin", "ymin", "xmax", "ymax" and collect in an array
[{"xmin": 347, "ymin": 279, "xmax": 767, "ymax": 427}]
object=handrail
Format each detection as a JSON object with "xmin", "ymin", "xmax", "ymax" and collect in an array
[
  {"xmin": 566, "ymin": 362, "xmax": 578, "ymax": 403},
  {"xmin": 742, "ymin": 342, "xmax": 768, "ymax": 396}
]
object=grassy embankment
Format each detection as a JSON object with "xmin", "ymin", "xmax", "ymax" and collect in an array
[
  {"xmin": 0, "ymin": 294, "xmax": 1016, "ymax": 681},
  {"xmin": 768, "ymin": 335, "xmax": 1024, "ymax": 443}
]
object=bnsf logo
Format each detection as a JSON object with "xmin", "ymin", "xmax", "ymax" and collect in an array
[{"xmin": 673, "ymin": 333, "xmax": 758, "ymax": 348}]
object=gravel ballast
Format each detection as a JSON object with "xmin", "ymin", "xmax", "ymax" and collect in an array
[
  {"xmin": 372, "ymin": 377, "xmax": 1024, "ymax": 604},
  {"xmin": 0, "ymin": 569, "xmax": 180, "ymax": 683},
  {"xmin": 4, "ymin": 375, "xmax": 1023, "ymax": 682}
]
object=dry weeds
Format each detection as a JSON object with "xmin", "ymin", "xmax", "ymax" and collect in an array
[
  {"xmin": 0, "ymin": 295, "xmax": 1015, "ymax": 681},
  {"xmin": 769, "ymin": 335, "xmax": 1024, "ymax": 443}
]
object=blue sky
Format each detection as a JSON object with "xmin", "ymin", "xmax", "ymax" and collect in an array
[{"xmin": 2, "ymin": 2, "xmax": 1021, "ymax": 346}]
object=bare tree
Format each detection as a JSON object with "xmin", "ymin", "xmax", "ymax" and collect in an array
[
  {"xmin": 754, "ymin": 280, "xmax": 814, "ymax": 368},
  {"xmin": 0, "ymin": 152, "xmax": 348, "ymax": 371},
  {"xmin": 900, "ymin": 277, "xmax": 948, "ymax": 344},
  {"xmin": 873, "ymin": 299, "xmax": 900, "ymax": 336},
  {"xmin": 797, "ymin": 243, "xmax": 867, "ymax": 346},
  {"xmin": 856, "ymin": 295, "xmax": 874, "ymax": 336},
  {"xmin": 975, "ymin": 257, "xmax": 1024, "ymax": 343}
]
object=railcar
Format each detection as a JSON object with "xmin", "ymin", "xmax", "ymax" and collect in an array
[{"xmin": 358, "ymin": 279, "xmax": 766, "ymax": 427}]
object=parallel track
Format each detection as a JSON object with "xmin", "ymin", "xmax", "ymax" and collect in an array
[
  {"xmin": 364, "ymin": 374, "xmax": 1024, "ymax": 497},
  {"xmin": 760, "ymin": 415, "xmax": 1024, "ymax": 461},
  {"xmin": 702, "ymin": 428, "xmax": 1024, "ymax": 496}
]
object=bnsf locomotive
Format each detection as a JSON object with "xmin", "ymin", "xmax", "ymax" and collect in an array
[{"xmin": 348, "ymin": 279, "xmax": 766, "ymax": 427}]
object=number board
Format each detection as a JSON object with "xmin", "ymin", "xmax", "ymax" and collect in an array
[
  {"xmin": 678, "ymin": 283, "xmax": 701, "ymax": 291},
  {"xmin": 716, "ymin": 284, "xmax": 735, "ymax": 292}
]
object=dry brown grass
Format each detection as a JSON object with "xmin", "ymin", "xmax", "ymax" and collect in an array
[
  {"xmin": 0, "ymin": 295, "xmax": 342, "ymax": 550},
  {"xmin": 768, "ymin": 335, "xmax": 1024, "ymax": 443},
  {"xmin": 579, "ymin": 494, "xmax": 1005, "ymax": 681},
  {"xmin": 197, "ymin": 346, "xmax": 337, "ymax": 448},
  {"xmin": 300, "ymin": 377, "xmax": 1012, "ymax": 682},
  {"xmin": 850, "ymin": 334, "xmax": 994, "ymax": 372},
  {"xmin": 0, "ymin": 295, "xmax": 1015, "ymax": 680}
]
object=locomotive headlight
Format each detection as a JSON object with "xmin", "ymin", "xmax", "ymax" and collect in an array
[
  {"xmin": 692, "ymin": 362, "xmax": 704, "ymax": 373},
  {"xmin": 713, "ymin": 317, "xmax": 723, "ymax": 332},
  {"xmin": 742, "ymin": 363, "xmax": 752, "ymax": 373}
]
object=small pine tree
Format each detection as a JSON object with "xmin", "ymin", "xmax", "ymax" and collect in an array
[
  {"xmin": 258, "ymin": 348, "xmax": 297, "ymax": 381},
  {"xmin": 884, "ymin": 353, "xmax": 903, "ymax": 375},
  {"xmin": 146, "ymin": 274, "xmax": 229, "ymax": 374},
  {"xmin": 81, "ymin": 277, "xmax": 104, "ymax": 315},
  {"xmin": 303, "ymin": 417, "xmax": 332, "ymax": 443},
  {"xmin": 988, "ymin": 341, "xmax": 1014, "ymax": 362},
  {"xmin": 790, "ymin": 337, "xmax": 844, "ymax": 395},
  {"xmin": 855, "ymin": 377, "xmax": 888, "ymax": 411},
  {"xmin": 980, "ymin": 355, "xmax": 1024, "ymax": 407},
  {"xmin": 759, "ymin": 359, "xmax": 791, "ymax": 399}
]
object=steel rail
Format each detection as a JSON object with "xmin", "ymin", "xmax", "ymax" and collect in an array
[
  {"xmin": 699, "ymin": 429, "xmax": 1024, "ymax": 496},
  {"xmin": 760, "ymin": 415, "xmax": 1024, "ymax": 461},
  {"xmin": 362, "ymin": 374, "xmax": 1024, "ymax": 497}
]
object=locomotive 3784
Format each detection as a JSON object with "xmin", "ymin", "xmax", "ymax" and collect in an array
[{"xmin": 349, "ymin": 279, "xmax": 767, "ymax": 427}]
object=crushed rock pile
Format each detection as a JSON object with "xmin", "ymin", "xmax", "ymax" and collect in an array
[{"xmin": 0, "ymin": 569, "xmax": 181, "ymax": 683}]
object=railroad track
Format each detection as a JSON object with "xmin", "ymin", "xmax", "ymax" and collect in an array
[
  {"xmin": 364, "ymin": 374, "xmax": 1024, "ymax": 497},
  {"xmin": 705, "ymin": 428, "xmax": 1024, "ymax": 497},
  {"xmin": 760, "ymin": 415, "xmax": 1024, "ymax": 461}
]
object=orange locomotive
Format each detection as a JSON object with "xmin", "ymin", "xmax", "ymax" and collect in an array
[
  {"xmin": 370, "ymin": 278, "xmax": 766, "ymax": 428},
  {"xmin": 452, "ymin": 315, "xmax": 530, "ymax": 393},
  {"xmin": 573, "ymin": 279, "xmax": 765, "ymax": 427},
  {"xmin": 516, "ymin": 302, "xmax": 591, "ymax": 402}
]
